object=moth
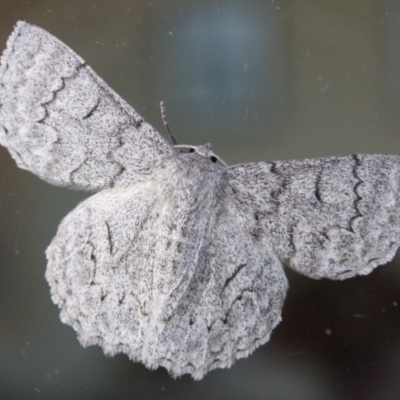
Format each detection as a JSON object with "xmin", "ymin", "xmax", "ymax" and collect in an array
[{"xmin": 1, "ymin": 21, "xmax": 399, "ymax": 380}]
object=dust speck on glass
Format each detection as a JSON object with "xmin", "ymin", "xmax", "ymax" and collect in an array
[{"xmin": 1, "ymin": 21, "xmax": 400, "ymax": 380}]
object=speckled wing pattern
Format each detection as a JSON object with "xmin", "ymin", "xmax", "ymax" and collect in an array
[
  {"xmin": 46, "ymin": 177, "xmax": 287, "ymax": 379},
  {"xmin": 227, "ymin": 155, "xmax": 400, "ymax": 280},
  {"xmin": 0, "ymin": 21, "xmax": 174, "ymax": 190},
  {"xmin": 1, "ymin": 22, "xmax": 400, "ymax": 380}
]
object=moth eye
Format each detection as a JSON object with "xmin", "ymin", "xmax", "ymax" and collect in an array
[
  {"xmin": 210, "ymin": 156, "xmax": 217, "ymax": 163},
  {"xmin": 189, "ymin": 148, "xmax": 195, "ymax": 153}
]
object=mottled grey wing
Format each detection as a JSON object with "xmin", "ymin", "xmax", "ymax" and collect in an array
[
  {"xmin": 227, "ymin": 154, "xmax": 400, "ymax": 280},
  {"xmin": 46, "ymin": 182, "xmax": 287, "ymax": 379},
  {"xmin": 0, "ymin": 21, "xmax": 174, "ymax": 190}
]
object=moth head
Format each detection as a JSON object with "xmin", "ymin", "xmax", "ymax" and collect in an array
[
  {"xmin": 159, "ymin": 103, "xmax": 226, "ymax": 166},
  {"xmin": 175, "ymin": 144, "xmax": 227, "ymax": 166},
  {"xmin": 191, "ymin": 143, "xmax": 216, "ymax": 162}
]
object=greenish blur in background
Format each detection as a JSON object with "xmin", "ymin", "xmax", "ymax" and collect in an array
[{"xmin": 1, "ymin": 1, "xmax": 400, "ymax": 399}]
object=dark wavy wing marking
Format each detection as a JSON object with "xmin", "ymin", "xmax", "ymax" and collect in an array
[
  {"xmin": 227, "ymin": 154, "xmax": 400, "ymax": 280},
  {"xmin": 0, "ymin": 21, "xmax": 174, "ymax": 190},
  {"xmin": 155, "ymin": 208, "xmax": 287, "ymax": 379}
]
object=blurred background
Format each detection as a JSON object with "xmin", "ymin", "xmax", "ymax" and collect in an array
[{"xmin": 1, "ymin": 1, "xmax": 400, "ymax": 399}]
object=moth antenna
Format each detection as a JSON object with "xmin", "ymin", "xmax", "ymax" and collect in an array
[{"xmin": 160, "ymin": 101, "xmax": 178, "ymax": 145}]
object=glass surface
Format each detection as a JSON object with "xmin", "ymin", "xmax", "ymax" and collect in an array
[{"xmin": 1, "ymin": 1, "xmax": 400, "ymax": 399}]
